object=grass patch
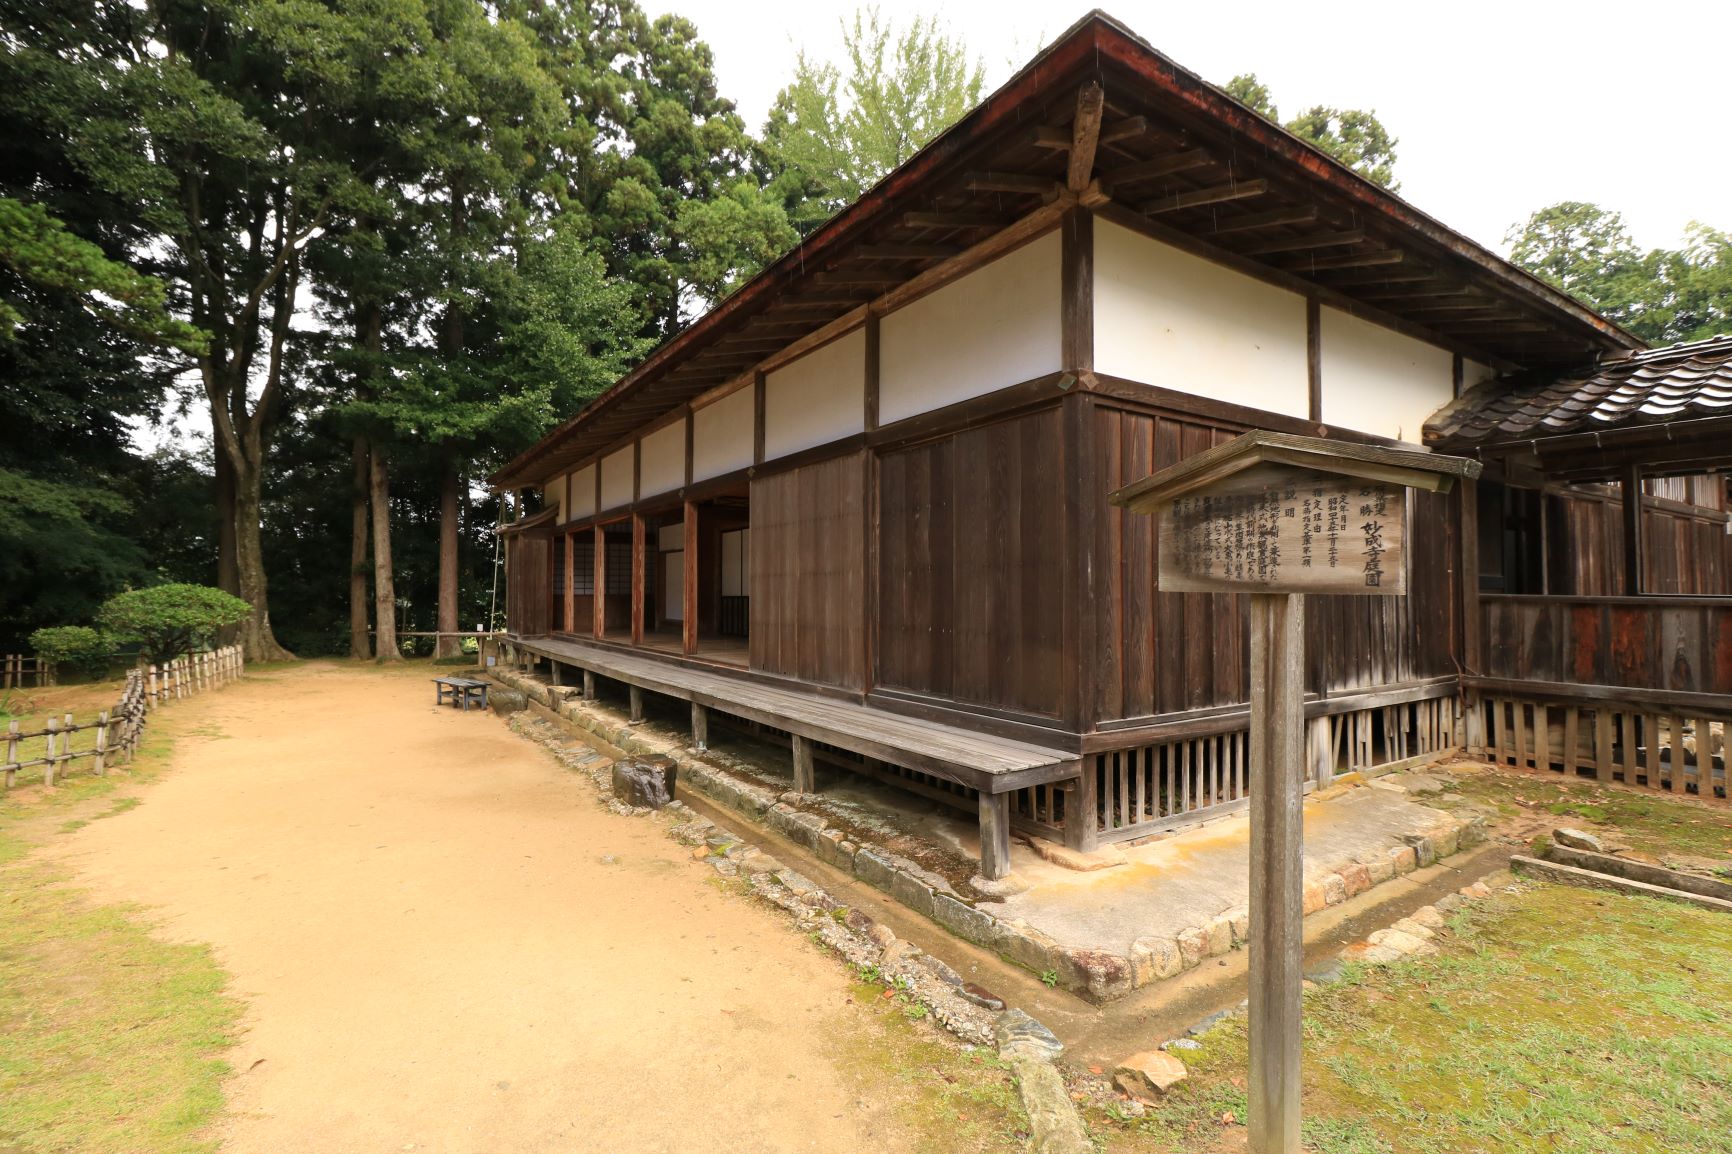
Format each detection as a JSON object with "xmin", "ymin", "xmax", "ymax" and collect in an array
[
  {"xmin": 1441, "ymin": 767, "xmax": 1732, "ymax": 863},
  {"xmin": 0, "ymin": 706, "xmax": 240, "ymax": 1153},
  {"xmin": 1081, "ymin": 884, "xmax": 1732, "ymax": 1153},
  {"xmin": 830, "ymin": 978, "xmax": 1028, "ymax": 1154}
]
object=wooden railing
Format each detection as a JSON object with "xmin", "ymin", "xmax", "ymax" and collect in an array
[
  {"xmin": 1480, "ymin": 594, "xmax": 1732, "ymax": 695},
  {"xmin": 2, "ymin": 653, "xmax": 54, "ymax": 689},
  {"xmin": 3, "ymin": 646, "xmax": 243, "ymax": 790}
]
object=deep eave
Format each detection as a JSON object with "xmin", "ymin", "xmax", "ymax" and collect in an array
[{"xmin": 492, "ymin": 10, "xmax": 1641, "ymax": 490}]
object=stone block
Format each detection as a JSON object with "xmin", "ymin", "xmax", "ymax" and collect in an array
[
  {"xmin": 932, "ymin": 893, "xmax": 997, "ymax": 947},
  {"xmin": 1201, "ymin": 916, "xmax": 1233, "ymax": 956},
  {"xmin": 1226, "ymin": 907, "xmax": 1250, "ymax": 945},
  {"xmin": 1322, "ymin": 873, "xmax": 1348, "ymax": 906},
  {"xmin": 1176, "ymin": 926, "xmax": 1207, "ymax": 970},
  {"xmin": 891, "ymin": 869, "xmax": 936, "ymax": 920},
  {"xmin": 1063, "ymin": 948, "xmax": 1134, "ymax": 1003},
  {"xmin": 1391, "ymin": 918, "xmax": 1435, "ymax": 939},
  {"xmin": 1302, "ymin": 879, "xmax": 1327, "ymax": 915},
  {"xmin": 1131, "ymin": 936, "xmax": 1183, "ymax": 983},
  {"xmin": 1339, "ymin": 861, "xmax": 1373, "ymax": 898},
  {"xmin": 1000, "ymin": 924, "xmax": 1059, "ymax": 974},
  {"xmin": 853, "ymin": 849, "xmax": 897, "ymax": 893},
  {"xmin": 1367, "ymin": 927, "xmax": 1428, "ymax": 954},
  {"xmin": 610, "ymin": 756, "xmax": 677, "ymax": 809},
  {"xmin": 1430, "ymin": 825, "xmax": 1461, "ymax": 859},
  {"xmin": 1389, "ymin": 844, "xmax": 1418, "ymax": 875},
  {"xmin": 995, "ymin": 1009, "xmax": 1064, "ymax": 1062},
  {"xmin": 1408, "ymin": 904, "xmax": 1445, "ymax": 928},
  {"xmin": 1114, "ymin": 1051, "xmax": 1187, "ymax": 1103},
  {"xmin": 1360, "ymin": 850, "xmax": 1396, "ymax": 885}
]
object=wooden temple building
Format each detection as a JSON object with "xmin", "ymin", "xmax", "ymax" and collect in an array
[{"xmin": 493, "ymin": 12, "xmax": 1729, "ymax": 878}]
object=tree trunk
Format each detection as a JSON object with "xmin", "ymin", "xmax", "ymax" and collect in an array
[
  {"xmin": 370, "ymin": 444, "xmax": 402, "ymax": 662},
  {"xmin": 231, "ymin": 445, "xmax": 293, "ymax": 662},
  {"xmin": 214, "ymin": 450, "xmax": 242, "ymax": 648},
  {"xmin": 349, "ymin": 435, "xmax": 373, "ymax": 659},
  {"xmin": 435, "ymin": 455, "xmax": 461, "ymax": 658}
]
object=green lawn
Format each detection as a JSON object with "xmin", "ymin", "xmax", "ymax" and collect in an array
[
  {"xmin": 1082, "ymin": 883, "xmax": 1732, "ymax": 1153},
  {"xmin": 0, "ymin": 696, "xmax": 241, "ymax": 1154}
]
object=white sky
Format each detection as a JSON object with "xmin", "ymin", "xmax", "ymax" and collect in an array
[{"xmin": 663, "ymin": 0, "xmax": 1731, "ymax": 254}]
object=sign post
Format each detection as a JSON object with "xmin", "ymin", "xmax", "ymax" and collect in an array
[{"xmin": 1110, "ymin": 431, "xmax": 1479, "ymax": 1154}]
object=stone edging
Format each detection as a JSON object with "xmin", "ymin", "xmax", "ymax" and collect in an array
[{"xmin": 488, "ymin": 668, "xmax": 1487, "ymax": 1003}]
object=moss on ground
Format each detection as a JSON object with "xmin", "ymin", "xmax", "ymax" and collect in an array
[
  {"xmin": 1078, "ymin": 883, "xmax": 1732, "ymax": 1153},
  {"xmin": 0, "ymin": 703, "xmax": 241, "ymax": 1154}
]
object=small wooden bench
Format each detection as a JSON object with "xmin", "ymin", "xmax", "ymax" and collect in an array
[{"xmin": 433, "ymin": 676, "xmax": 490, "ymax": 711}]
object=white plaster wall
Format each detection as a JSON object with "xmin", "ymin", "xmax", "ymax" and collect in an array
[
  {"xmin": 764, "ymin": 328, "xmax": 865, "ymax": 460},
  {"xmin": 569, "ymin": 464, "xmax": 595, "ymax": 520},
  {"xmin": 1320, "ymin": 307, "xmax": 1455, "ymax": 444},
  {"xmin": 639, "ymin": 418, "xmax": 686, "ymax": 497},
  {"xmin": 599, "ymin": 446, "xmax": 634, "ymax": 511},
  {"xmin": 691, "ymin": 384, "xmax": 755, "ymax": 482},
  {"xmin": 1094, "ymin": 219, "xmax": 1309, "ymax": 419},
  {"xmin": 1463, "ymin": 359, "xmax": 1497, "ymax": 391},
  {"xmin": 879, "ymin": 231, "xmax": 1062, "ymax": 425}
]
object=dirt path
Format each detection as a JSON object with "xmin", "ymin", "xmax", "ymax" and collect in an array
[{"xmin": 50, "ymin": 662, "xmax": 945, "ymax": 1154}]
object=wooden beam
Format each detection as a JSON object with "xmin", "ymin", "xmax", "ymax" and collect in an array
[
  {"xmin": 792, "ymin": 733, "xmax": 816, "ymax": 794},
  {"xmin": 978, "ymin": 791, "xmax": 1012, "ymax": 881},
  {"xmin": 1459, "ymin": 476, "xmax": 1481, "ymax": 675},
  {"xmin": 1284, "ymin": 248, "xmax": 1404, "ymax": 272},
  {"xmin": 592, "ymin": 523, "xmax": 605, "ymax": 638},
  {"xmin": 1248, "ymin": 591, "xmax": 1305, "ymax": 1154},
  {"xmin": 1306, "ymin": 298, "xmax": 1322, "ymax": 423},
  {"xmin": 864, "ymin": 312, "xmax": 881, "ymax": 431},
  {"xmin": 1067, "ymin": 81, "xmax": 1105, "ymax": 192},
  {"xmin": 966, "ymin": 171, "xmax": 1059, "ymax": 195},
  {"xmin": 1622, "ymin": 463, "xmax": 1644, "ymax": 595},
  {"xmin": 1239, "ymin": 229, "xmax": 1366, "ymax": 257},
  {"xmin": 811, "ymin": 271, "xmax": 905, "ymax": 288},
  {"xmin": 1061, "ymin": 209, "xmax": 1094, "ymax": 373},
  {"xmin": 1105, "ymin": 148, "xmax": 1214, "ymax": 186},
  {"xmin": 903, "ymin": 209, "xmax": 1007, "ymax": 230},
  {"xmin": 1099, "ymin": 115, "xmax": 1149, "ymax": 145},
  {"xmin": 631, "ymin": 513, "xmax": 645, "ymax": 645},
  {"xmin": 1029, "ymin": 123, "xmax": 1071, "ymax": 150},
  {"xmin": 682, "ymin": 500, "xmax": 698, "ymax": 655},
  {"xmin": 856, "ymin": 242, "xmax": 962, "ymax": 261},
  {"xmin": 1310, "ymin": 266, "xmax": 1435, "ymax": 287},
  {"xmin": 1205, "ymin": 205, "xmax": 1318, "ymax": 235},
  {"xmin": 629, "ymin": 685, "xmax": 644, "ymax": 723},
  {"xmin": 1355, "ymin": 284, "xmax": 1471, "ymax": 302},
  {"xmin": 752, "ymin": 372, "xmax": 766, "ymax": 465},
  {"xmin": 691, "ymin": 702, "xmax": 708, "ymax": 751},
  {"xmin": 563, "ymin": 533, "xmax": 575, "ymax": 633},
  {"xmin": 1141, "ymin": 178, "xmax": 1269, "ymax": 215}
]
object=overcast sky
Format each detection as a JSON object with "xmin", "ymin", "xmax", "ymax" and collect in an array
[{"xmin": 662, "ymin": 0, "xmax": 1730, "ymax": 255}]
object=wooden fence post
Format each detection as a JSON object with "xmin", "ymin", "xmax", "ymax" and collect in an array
[
  {"xmin": 4, "ymin": 720, "xmax": 17, "ymax": 789},
  {"xmin": 94, "ymin": 710, "xmax": 109, "ymax": 777},
  {"xmin": 43, "ymin": 717, "xmax": 59, "ymax": 788}
]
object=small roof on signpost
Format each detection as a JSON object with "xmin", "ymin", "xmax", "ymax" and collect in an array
[{"xmin": 1108, "ymin": 431, "xmax": 1482, "ymax": 515}]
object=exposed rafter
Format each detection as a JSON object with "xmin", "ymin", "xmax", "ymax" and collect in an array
[
  {"xmin": 1283, "ymin": 249, "xmax": 1404, "ymax": 272},
  {"xmin": 965, "ymin": 172, "xmax": 1056, "ymax": 195},
  {"xmin": 1201, "ymin": 205, "xmax": 1316, "ymax": 235},
  {"xmin": 1140, "ymin": 178, "xmax": 1269, "ymax": 215},
  {"xmin": 1067, "ymin": 82, "xmax": 1105, "ymax": 191},
  {"xmin": 1237, "ymin": 229, "xmax": 1367, "ymax": 256},
  {"xmin": 1106, "ymin": 148, "xmax": 1214, "ymax": 186},
  {"xmin": 903, "ymin": 209, "xmax": 1007, "ymax": 230}
]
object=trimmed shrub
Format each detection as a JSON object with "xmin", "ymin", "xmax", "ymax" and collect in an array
[
  {"xmin": 96, "ymin": 584, "xmax": 251, "ymax": 662},
  {"xmin": 29, "ymin": 625, "xmax": 112, "ymax": 676}
]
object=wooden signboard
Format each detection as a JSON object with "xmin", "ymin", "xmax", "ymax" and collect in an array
[
  {"xmin": 1156, "ymin": 463, "xmax": 1407, "ymax": 595},
  {"xmin": 1110, "ymin": 430, "xmax": 1479, "ymax": 1154}
]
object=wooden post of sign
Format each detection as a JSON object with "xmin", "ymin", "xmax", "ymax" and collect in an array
[{"xmin": 1248, "ymin": 592, "xmax": 1305, "ymax": 1154}]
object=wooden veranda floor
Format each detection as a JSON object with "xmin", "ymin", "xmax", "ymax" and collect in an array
[{"xmin": 509, "ymin": 634, "xmax": 1078, "ymax": 795}]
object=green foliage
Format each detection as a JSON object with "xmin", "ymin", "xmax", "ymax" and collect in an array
[
  {"xmin": 763, "ymin": 8, "xmax": 984, "ymax": 235},
  {"xmin": 96, "ymin": 584, "xmax": 251, "ymax": 662},
  {"xmin": 1507, "ymin": 202, "xmax": 1732, "ymax": 343},
  {"xmin": 1222, "ymin": 72, "xmax": 1400, "ymax": 189},
  {"xmin": 28, "ymin": 625, "xmax": 110, "ymax": 674}
]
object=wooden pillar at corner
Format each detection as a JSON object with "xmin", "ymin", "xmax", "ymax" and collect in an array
[
  {"xmin": 563, "ymin": 533, "xmax": 575, "ymax": 634},
  {"xmin": 682, "ymin": 500, "xmax": 699, "ymax": 655},
  {"xmin": 978, "ymin": 790, "xmax": 1012, "ymax": 881},
  {"xmin": 1621, "ymin": 463, "xmax": 1645, "ymax": 596},
  {"xmin": 1248, "ymin": 591, "xmax": 1305, "ymax": 1154},
  {"xmin": 631, "ymin": 514, "xmax": 646, "ymax": 646},
  {"xmin": 592, "ymin": 524, "xmax": 605, "ymax": 638}
]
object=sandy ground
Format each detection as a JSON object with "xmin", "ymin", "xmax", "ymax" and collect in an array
[{"xmin": 51, "ymin": 662, "xmax": 934, "ymax": 1154}]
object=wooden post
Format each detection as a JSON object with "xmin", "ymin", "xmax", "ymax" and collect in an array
[
  {"xmin": 978, "ymin": 790, "xmax": 1012, "ymax": 881},
  {"xmin": 1621, "ymin": 463, "xmax": 1644, "ymax": 596},
  {"xmin": 593, "ymin": 524, "xmax": 606, "ymax": 638},
  {"xmin": 43, "ymin": 717, "xmax": 59, "ymax": 788},
  {"xmin": 682, "ymin": 500, "xmax": 699, "ymax": 656},
  {"xmin": 5, "ymin": 720, "xmax": 18, "ymax": 789},
  {"xmin": 1248, "ymin": 592, "xmax": 1305, "ymax": 1154},
  {"xmin": 564, "ymin": 533, "xmax": 575, "ymax": 633},
  {"xmin": 631, "ymin": 513, "xmax": 646, "ymax": 646},
  {"xmin": 791, "ymin": 734, "xmax": 815, "ymax": 794},
  {"xmin": 147, "ymin": 664, "xmax": 157, "ymax": 709},
  {"xmin": 549, "ymin": 661, "xmax": 564, "ymax": 688},
  {"xmin": 1064, "ymin": 769, "xmax": 1100, "ymax": 853},
  {"xmin": 583, "ymin": 669, "xmax": 596, "ymax": 699},
  {"xmin": 629, "ymin": 685, "xmax": 644, "ymax": 724},
  {"xmin": 94, "ymin": 710, "xmax": 109, "ymax": 777},
  {"xmin": 691, "ymin": 702, "xmax": 709, "ymax": 751}
]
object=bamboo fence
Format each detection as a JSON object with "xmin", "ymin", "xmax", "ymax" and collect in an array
[
  {"xmin": 2, "ymin": 653, "xmax": 55, "ymax": 688},
  {"xmin": 2, "ymin": 645, "xmax": 244, "ymax": 790}
]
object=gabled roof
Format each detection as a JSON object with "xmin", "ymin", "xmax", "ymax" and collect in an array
[
  {"xmin": 492, "ymin": 10, "xmax": 1641, "ymax": 489},
  {"xmin": 1426, "ymin": 333, "xmax": 1732, "ymax": 480}
]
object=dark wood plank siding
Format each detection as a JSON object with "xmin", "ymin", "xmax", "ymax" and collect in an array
[
  {"xmin": 1482, "ymin": 595, "xmax": 1732, "ymax": 695},
  {"xmin": 877, "ymin": 408, "xmax": 1065, "ymax": 719},
  {"xmin": 750, "ymin": 451, "xmax": 867, "ymax": 690},
  {"xmin": 1548, "ymin": 485, "xmax": 1731, "ymax": 596},
  {"xmin": 506, "ymin": 532, "xmax": 550, "ymax": 637},
  {"xmin": 1094, "ymin": 402, "xmax": 1461, "ymax": 723}
]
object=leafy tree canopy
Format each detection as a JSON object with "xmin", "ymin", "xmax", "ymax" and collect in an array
[
  {"xmin": 763, "ymin": 8, "xmax": 984, "ymax": 235},
  {"xmin": 1507, "ymin": 202, "xmax": 1732, "ymax": 345},
  {"xmin": 97, "ymin": 584, "xmax": 253, "ymax": 662},
  {"xmin": 1224, "ymin": 73, "xmax": 1400, "ymax": 190},
  {"xmin": 28, "ymin": 624, "xmax": 110, "ymax": 674}
]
